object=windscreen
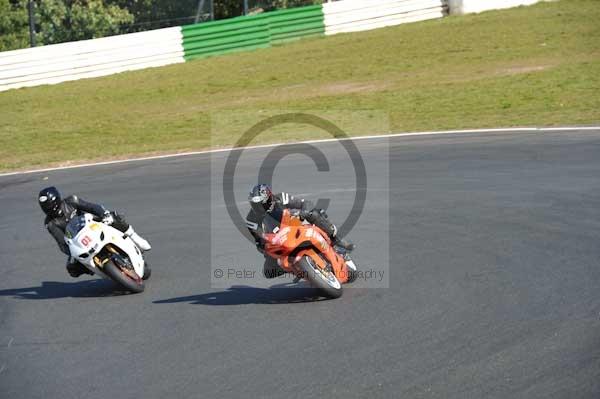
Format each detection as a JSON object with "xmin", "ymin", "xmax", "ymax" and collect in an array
[{"xmin": 65, "ymin": 215, "xmax": 86, "ymax": 239}]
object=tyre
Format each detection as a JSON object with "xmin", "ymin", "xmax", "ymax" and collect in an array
[
  {"xmin": 142, "ymin": 262, "xmax": 151, "ymax": 280},
  {"xmin": 299, "ymin": 256, "xmax": 343, "ymax": 299},
  {"xmin": 103, "ymin": 257, "xmax": 145, "ymax": 293}
]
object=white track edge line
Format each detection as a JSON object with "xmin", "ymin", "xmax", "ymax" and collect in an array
[{"xmin": 1, "ymin": 126, "xmax": 599, "ymax": 178}]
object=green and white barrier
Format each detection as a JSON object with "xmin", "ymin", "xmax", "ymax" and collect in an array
[
  {"xmin": 0, "ymin": 5, "xmax": 326, "ymax": 91},
  {"xmin": 0, "ymin": 0, "xmax": 545, "ymax": 92}
]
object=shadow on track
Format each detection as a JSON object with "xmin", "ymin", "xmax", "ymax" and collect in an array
[
  {"xmin": 0, "ymin": 279, "xmax": 131, "ymax": 299},
  {"xmin": 154, "ymin": 283, "xmax": 330, "ymax": 305}
]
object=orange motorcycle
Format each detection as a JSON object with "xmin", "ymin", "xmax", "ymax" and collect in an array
[{"xmin": 261, "ymin": 208, "xmax": 358, "ymax": 298}]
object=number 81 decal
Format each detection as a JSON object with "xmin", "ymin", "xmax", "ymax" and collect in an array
[{"xmin": 80, "ymin": 235, "xmax": 92, "ymax": 246}]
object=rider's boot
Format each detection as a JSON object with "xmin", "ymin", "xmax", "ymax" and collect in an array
[
  {"xmin": 66, "ymin": 257, "xmax": 93, "ymax": 277},
  {"xmin": 125, "ymin": 226, "xmax": 152, "ymax": 251},
  {"xmin": 305, "ymin": 209, "xmax": 356, "ymax": 251},
  {"xmin": 326, "ymin": 220, "xmax": 355, "ymax": 251},
  {"xmin": 263, "ymin": 256, "xmax": 285, "ymax": 279}
]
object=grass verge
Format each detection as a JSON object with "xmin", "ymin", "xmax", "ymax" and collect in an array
[{"xmin": 1, "ymin": 0, "xmax": 599, "ymax": 172}]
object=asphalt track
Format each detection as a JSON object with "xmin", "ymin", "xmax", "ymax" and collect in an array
[{"xmin": 1, "ymin": 129, "xmax": 599, "ymax": 399}]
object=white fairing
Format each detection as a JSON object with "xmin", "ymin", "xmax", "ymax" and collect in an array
[{"xmin": 64, "ymin": 213, "xmax": 145, "ymax": 279}]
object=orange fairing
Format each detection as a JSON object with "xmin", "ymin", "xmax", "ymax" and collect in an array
[{"xmin": 263, "ymin": 209, "xmax": 350, "ymax": 284}]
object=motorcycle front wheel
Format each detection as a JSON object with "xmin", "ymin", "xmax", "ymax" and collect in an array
[
  {"xmin": 103, "ymin": 257, "xmax": 145, "ymax": 293},
  {"xmin": 299, "ymin": 256, "xmax": 343, "ymax": 299}
]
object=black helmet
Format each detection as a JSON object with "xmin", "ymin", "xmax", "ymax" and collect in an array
[
  {"xmin": 248, "ymin": 184, "xmax": 273, "ymax": 216},
  {"xmin": 38, "ymin": 186, "xmax": 62, "ymax": 217}
]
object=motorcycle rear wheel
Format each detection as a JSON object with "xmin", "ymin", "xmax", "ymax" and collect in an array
[
  {"xmin": 299, "ymin": 256, "xmax": 343, "ymax": 299},
  {"xmin": 103, "ymin": 258, "xmax": 145, "ymax": 293}
]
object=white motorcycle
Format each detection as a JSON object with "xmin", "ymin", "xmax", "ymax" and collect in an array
[{"xmin": 64, "ymin": 213, "xmax": 149, "ymax": 293}]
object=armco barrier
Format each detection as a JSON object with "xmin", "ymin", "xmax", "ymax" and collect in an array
[
  {"xmin": 0, "ymin": 0, "xmax": 547, "ymax": 92},
  {"xmin": 181, "ymin": 5, "xmax": 324, "ymax": 61},
  {"xmin": 0, "ymin": 27, "xmax": 184, "ymax": 92},
  {"xmin": 0, "ymin": 3, "xmax": 326, "ymax": 91},
  {"xmin": 447, "ymin": 0, "xmax": 543, "ymax": 15},
  {"xmin": 323, "ymin": 0, "xmax": 447, "ymax": 35},
  {"xmin": 182, "ymin": 14, "xmax": 271, "ymax": 61},
  {"xmin": 266, "ymin": 5, "xmax": 324, "ymax": 44}
]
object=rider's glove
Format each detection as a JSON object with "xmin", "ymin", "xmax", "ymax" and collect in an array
[
  {"xmin": 102, "ymin": 211, "xmax": 114, "ymax": 225},
  {"xmin": 256, "ymin": 241, "xmax": 265, "ymax": 254},
  {"xmin": 317, "ymin": 208, "xmax": 328, "ymax": 219},
  {"xmin": 298, "ymin": 209, "xmax": 310, "ymax": 220}
]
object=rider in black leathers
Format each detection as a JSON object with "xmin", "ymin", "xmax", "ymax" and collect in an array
[
  {"xmin": 38, "ymin": 186, "xmax": 151, "ymax": 278},
  {"xmin": 246, "ymin": 184, "xmax": 354, "ymax": 279}
]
